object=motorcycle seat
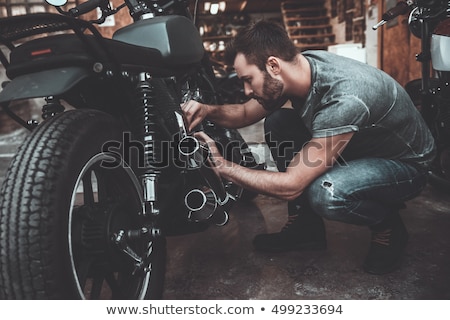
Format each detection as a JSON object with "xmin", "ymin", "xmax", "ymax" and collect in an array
[{"xmin": 7, "ymin": 33, "xmax": 200, "ymax": 79}]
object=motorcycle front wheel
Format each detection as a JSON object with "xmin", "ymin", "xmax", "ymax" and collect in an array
[{"xmin": 0, "ymin": 109, "xmax": 166, "ymax": 299}]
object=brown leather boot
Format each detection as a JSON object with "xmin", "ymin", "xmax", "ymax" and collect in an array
[{"xmin": 363, "ymin": 211, "xmax": 409, "ymax": 275}]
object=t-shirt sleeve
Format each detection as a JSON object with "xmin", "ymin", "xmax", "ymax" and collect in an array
[{"xmin": 311, "ymin": 95, "xmax": 370, "ymax": 138}]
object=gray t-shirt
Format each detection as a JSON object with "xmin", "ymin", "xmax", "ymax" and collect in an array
[{"xmin": 292, "ymin": 50, "xmax": 435, "ymax": 166}]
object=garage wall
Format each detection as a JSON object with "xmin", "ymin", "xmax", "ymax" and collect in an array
[{"xmin": 378, "ymin": 0, "xmax": 422, "ymax": 86}]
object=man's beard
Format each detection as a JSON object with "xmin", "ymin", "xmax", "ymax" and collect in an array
[{"xmin": 252, "ymin": 71, "xmax": 287, "ymax": 111}]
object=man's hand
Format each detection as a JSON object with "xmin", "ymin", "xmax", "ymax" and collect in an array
[
  {"xmin": 194, "ymin": 131, "xmax": 227, "ymax": 172},
  {"xmin": 182, "ymin": 100, "xmax": 209, "ymax": 132}
]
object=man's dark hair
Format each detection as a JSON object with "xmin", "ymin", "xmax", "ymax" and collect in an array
[{"xmin": 224, "ymin": 20, "xmax": 298, "ymax": 71}]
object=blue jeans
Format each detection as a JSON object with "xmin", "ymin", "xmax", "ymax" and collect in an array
[{"xmin": 264, "ymin": 108, "xmax": 428, "ymax": 226}]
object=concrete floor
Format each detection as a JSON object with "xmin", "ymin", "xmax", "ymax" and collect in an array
[
  {"xmin": 1, "ymin": 121, "xmax": 449, "ymax": 300},
  {"xmin": 163, "ymin": 186, "xmax": 450, "ymax": 299}
]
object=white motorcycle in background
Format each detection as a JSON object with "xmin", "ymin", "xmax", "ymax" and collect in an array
[{"xmin": 374, "ymin": 0, "xmax": 450, "ymax": 189}]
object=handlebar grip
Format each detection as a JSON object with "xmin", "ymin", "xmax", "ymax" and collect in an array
[
  {"xmin": 69, "ymin": 0, "xmax": 106, "ymax": 16},
  {"xmin": 381, "ymin": 1, "xmax": 411, "ymax": 21}
]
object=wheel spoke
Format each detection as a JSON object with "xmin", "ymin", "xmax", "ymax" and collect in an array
[
  {"xmin": 82, "ymin": 170, "xmax": 95, "ymax": 205},
  {"xmin": 93, "ymin": 169, "xmax": 110, "ymax": 202},
  {"xmin": 90, "ymin": 274, "xmax": 105, "ymax": 300},
  {"xmin": 75, "ymin": 258, "xmax": 94, "ymax": 290},
  {"xmin": 68, "ymin": 152, "xmax": 162, "ymax": 299},
  {"xmin": 104, "ymin": 270, "xmax": 122, "ymax": 298}
]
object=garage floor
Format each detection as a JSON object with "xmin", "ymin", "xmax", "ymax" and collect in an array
[
  {"xmin": 163, "ymin": 186, "xmax": 450, "ymax": 299},
  {"xmin": 1, "ymin": 121, "xmax": 449, "ymax": 300},
  {"xmin": 163, "ymin": 121, "xmax": 450, "ymax": 300}
]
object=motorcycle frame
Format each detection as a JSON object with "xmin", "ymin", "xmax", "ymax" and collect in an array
[
  {"xmin": 0, "ymin": 13, "xmax": 118, "ymax": 129},
  {"xmin": 405, "ymin": 2, "xmax": 450, "ymax": 186},
  {"xmin": 413, "ymin": 5, "xmax": 450, "ymax": 127},
  {"xmin": 0, "ymin": 0, "xmax": 239, "ymax": 226}
]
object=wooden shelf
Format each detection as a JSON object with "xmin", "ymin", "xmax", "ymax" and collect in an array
[
  {"xmin": 289, "ymin": 33, "xmax": 335, "ymax": 40},
  {"xmin": 281, "ymin": 0, "xmax": 326, "ymax": 8},
  {"xmin": 285, "ymin": 16, "xmax": 330, "ymax": 21},
  {"xmin": 295, "ymin": 43, "xmax": 336, "ymax": 50},
  {"xmin": 281, "ymin": 1, "xmax": 335, "ymax": 52},
  {"xmin": 287, "ymin": 25, "xmax": 332, "ymax": 31},
  {"xmin": 282, "ymin": 8, "xmax": 327, "ymax": 13}
]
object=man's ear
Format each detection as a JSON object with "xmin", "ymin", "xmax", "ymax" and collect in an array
[{"xmin": 266, "ymin": 56, "xmax": 281, "ymax": 75}]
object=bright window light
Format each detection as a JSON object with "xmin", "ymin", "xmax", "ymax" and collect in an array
[{"xmin": 210, "ymin": 3, "xmax": 219, "ymax": 15}]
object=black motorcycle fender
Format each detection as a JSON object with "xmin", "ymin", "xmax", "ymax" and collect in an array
[{"xmin": 0, "ymin": 66, "xmax": 91, "ymax": 104}]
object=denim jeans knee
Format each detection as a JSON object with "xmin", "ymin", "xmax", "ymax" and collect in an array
[
  {"xmin": 307, "ymin": 175, "xmax": 352, "ymax": 222},
  {"xmin": 305, "ymin": 158, "xmax": 427, "ymax": 226}
]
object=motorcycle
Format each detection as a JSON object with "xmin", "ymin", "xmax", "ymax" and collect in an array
[
  {"xmin": 0, "ymin": 0, "xmax": 260, "ymax": 299},
  {"xmin": 373, "ymin": 0, "xmax": 450, "ymax": 189}
]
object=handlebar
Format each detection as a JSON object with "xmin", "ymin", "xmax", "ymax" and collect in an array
[
  {"xmin": 381, "ymin": 1, "xmax": 412, "ymax": 21},
  {"xmin": 48, "ymin": 0, "xmax": 192, "ymax": 22},
  {"xmin": 372, "ymin": 1, "xmax": 413, "ymax": 30},
  {"xmin": 68, "ymin": 0, "xmax": 109, "ymax": 16},
  {"xmin": 372, "ymin": 0, "xmax": 449, "ymax": 30}
]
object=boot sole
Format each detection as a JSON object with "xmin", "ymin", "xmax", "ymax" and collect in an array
[{"xmin": 363, "ymin": 257, "xmax": 403, "ymax": 275}]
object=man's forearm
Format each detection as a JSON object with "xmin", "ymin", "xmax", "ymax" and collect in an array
[
  {"xmin": 204, "ymin": 103, "xmax": 247, "ymax": 128},
  {"xmin": 205, "ymin": 99, "xmax": 268, "ymax": 129},
  {"xmin": 218, "ymin": 160, "xmax": 304, "ymax": 201}
]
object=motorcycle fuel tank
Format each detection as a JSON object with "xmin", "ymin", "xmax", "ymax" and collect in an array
[
  {"xmin": 113, "ymin": 15, "xmax": 204, "ymax": 66},
  {"xmin": 431, "ymin": 18, "xmax": 450, "ymax": 71}
]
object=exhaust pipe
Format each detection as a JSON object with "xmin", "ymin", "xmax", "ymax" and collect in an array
[
  {"xmin": 185, "ymin": 188, "xmax": 229, "ymax": 226},
  {"xmin": 178, "ymin": 135, "xmax": 208, "ymax": 169},
  {"xmin": 178, "ymin": 135, "xmax": 228, "ymax": 201}
]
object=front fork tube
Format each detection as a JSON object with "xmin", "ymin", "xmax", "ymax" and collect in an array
[{"xmin": 418, "ymin": 19, "xmax": 435, "ymax": 128}]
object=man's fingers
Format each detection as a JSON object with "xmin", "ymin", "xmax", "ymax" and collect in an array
[
  {"xmin": 194, "ymin": 131, "xmax": 213, "ymax": 143},
  {"xmin": 182, "ymin": 101, "xmax": 202, "ymax": 131},
  {"xmin": 194, "ymin": 132, "xmax": 220, "ymax": 156}
]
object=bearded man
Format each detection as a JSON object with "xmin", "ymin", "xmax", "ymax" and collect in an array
[{"xmin": 182, "ymin": 20, "xmax": 435, "ymax": 275}]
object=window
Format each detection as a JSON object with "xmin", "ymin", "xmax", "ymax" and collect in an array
[{"xmin": 0, "ymin": 0, "xmax": 80, "ymax": 17}]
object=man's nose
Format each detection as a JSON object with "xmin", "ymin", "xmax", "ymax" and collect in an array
[{"xmin": 244, "ymin": 83, "xmax": 253, "ymax": 96}]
